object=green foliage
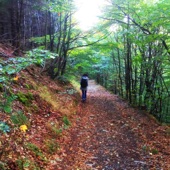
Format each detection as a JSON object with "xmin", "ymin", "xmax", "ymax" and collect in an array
[
  {"xmin": 79, "ymin": 0, "xmax": 170, "ymax": 123},
  {"xmin": 30, "ymin": 36, "xmax": 48, "ymax": 45},
  {"xmin": 151, "ymin": 148, "xmax": 158, "ymax": 155},
  {"xmin": 0, "ymin": 121, "xmax": 10, "ymax": 133},
  {"xmin": 69, "ymin": 47, "xmax": 95, "ymax": 75},
  {"xmin": 57, "ymin": 76, "xmax": 70, "ymax": 85},
  {"xmin": 0, "ymin": 49, "xmax": 56, "ymax": 84},
  {"xmin": 0, "ymin": 93, "xmax": 17, "ymax": 113},
  {"xmin": 26, "ymin": 49, "xmax": 56, "ymax": 67},
  {"xmin": 24, "ymin": 84, "xmax": 34, "ymax": 90},
  {"xmin": 26, "ymin": 143, "xmax": 46, "ymax": 161},
  {"xmin": 10, "ymin": 111, "xmax": 30, "ymax": 127},
  {"xmin": 16, "ymin": 157, "xmax": 40, "ymax": 170},
  {"xmin": 16, "ymin": 158, "xmax": 30, "ymax": 170},
  {"xmin": 16, "ymin": 92, "xmax": 34, "ymax": 106},
  {"xmin": 63, "ymin": 116, "xmax": 71, "ymax": 128},
  {"xmin": 0, "ymin": 77, "xmax": 6, "ymax": 83},
  {"xmin": 0, "ymin": 84, "xmax": 3, "ymax": 92}
]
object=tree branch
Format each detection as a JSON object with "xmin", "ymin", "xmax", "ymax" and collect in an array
[{"xmin": 68, "ymin": 33, "xmax": 111, "ymax": 51}]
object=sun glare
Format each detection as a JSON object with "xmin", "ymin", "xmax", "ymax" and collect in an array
[{"xmin": 74, "ymin": 0, "xmax": 106, "ymax": 31}]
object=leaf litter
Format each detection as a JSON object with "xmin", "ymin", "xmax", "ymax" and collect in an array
[{"xmin": 0, "ymin": 66, "xmax": 169, "ymax": 170}]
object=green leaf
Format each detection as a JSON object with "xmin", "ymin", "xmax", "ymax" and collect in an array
[
  {"xmin": 0, "ymin": 121, "xmax": 10, "ymax": 133},
  {"xmin": 0, "ymin": 77, "xmax": 6, "ymax": 83},
  {"xmin": 4, "ymin": 106, "xmax": 12, "ymax": 113}
]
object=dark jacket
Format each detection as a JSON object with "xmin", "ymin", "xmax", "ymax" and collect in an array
[{"xmin": 80, "ymin": 76, "xmax": 88, "ymax": 90}]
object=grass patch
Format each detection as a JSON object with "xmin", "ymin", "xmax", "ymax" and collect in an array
[{"xmin": 25, "ymin": 143, "xmax": 47, "ymax": 161}]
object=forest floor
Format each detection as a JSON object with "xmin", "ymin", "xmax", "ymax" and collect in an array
[
  {"xmin": 54, "ymin": 80, "xmax": 170, "ymax": 170},
  {"xmin": 0, "ymin": 63, "xmax": 170, "ymax": 170}
]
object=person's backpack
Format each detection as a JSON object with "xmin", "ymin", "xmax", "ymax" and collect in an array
[{"xmin": 81, "ymin": 78, "xmax": 87, "ymax": 88}]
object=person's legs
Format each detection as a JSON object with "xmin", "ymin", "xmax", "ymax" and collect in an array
[
  {"xmin": 81, "ymin": 90, "xmax": 84, "ymax": 100},
  {"xmin": 82, "ymin": 89, "xmax": 87, "ymax": 101},
  {"xmin": 84, "ymin": 90, "xmax": 87, "ymax": 99}
]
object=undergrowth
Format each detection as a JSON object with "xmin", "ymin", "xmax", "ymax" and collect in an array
[
  {"xmin": 25, "ymin": 143, "xmax": 47, "ymax": 161},
  {"xmin": 10, "ymin": 111, "xmax": 30, "ymax": 127},
  {"xmin": 17, "ymin": 92, "xmax": 34, "ymax": 106}
]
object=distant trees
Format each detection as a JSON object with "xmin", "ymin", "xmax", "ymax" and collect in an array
[
  {"xmin": 0, "ymin": 0, "xmax": 47, "ymax": 52},
  {"xmin": 94, "ymin": 0, "xmax": 170, "ymax": 122},
  {"xmin": 0, "ymin": 0, "xmax": 86, "ymax": 78},
  {"xmin": 1, "ymin": 0, "xmax": 169, "ymax": 122},
  {"xmin": 69, "ymin": 0, "xmax": 170, "ymax": 122}
]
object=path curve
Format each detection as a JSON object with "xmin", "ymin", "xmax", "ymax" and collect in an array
[{"xmin": 55, "ymin": 80, "xmax": 169, "ymax": 170}]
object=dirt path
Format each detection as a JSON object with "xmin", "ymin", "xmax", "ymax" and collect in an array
[{"xmin": 56, "ymin": 80, "xmax": 169, "ymax": 170}]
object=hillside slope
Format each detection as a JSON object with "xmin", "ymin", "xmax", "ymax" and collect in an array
[
  {"xmin": 0, "ymin": 66, "xmax": 79, "ymax": 169},
  {"xmin": 0, "ymin": 65, "xmax": 169, "ymax": 170}
]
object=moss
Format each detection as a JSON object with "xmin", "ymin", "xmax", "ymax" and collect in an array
[{"xmin": 17, "ymin": 92, "xmax": 34, "ymax": 106}]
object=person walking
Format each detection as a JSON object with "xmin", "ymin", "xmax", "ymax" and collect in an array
[{"xmin": 80, "ymin": 74, "xmax": 88, "ymax": 102}]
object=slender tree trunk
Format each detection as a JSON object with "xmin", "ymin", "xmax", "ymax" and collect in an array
[
  {"xmin": 44, "ymin": 10, "xmax": 48, "ymax": 49},
  {"xmin": 117, "ymin": 47, "xmax": 123, "ymax": 96},
  {"xmin": 125, "ymin": 12, "xmax": 132, "ymax": 103}
]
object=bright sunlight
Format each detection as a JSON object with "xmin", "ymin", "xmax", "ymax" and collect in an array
[{"xmin": 74, "ymin": 0, "xmax": 106, "ymax": 30}]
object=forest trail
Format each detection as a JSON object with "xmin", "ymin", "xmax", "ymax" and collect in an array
[{"xmin": 54, "ymin": 80, "xmax": 170, "ymax": 170}]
